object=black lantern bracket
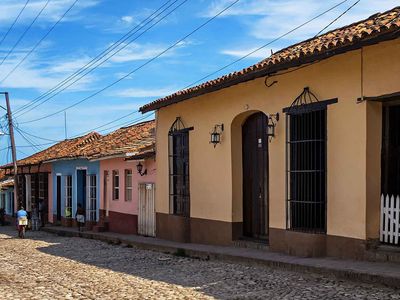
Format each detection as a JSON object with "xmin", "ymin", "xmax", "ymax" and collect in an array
[
  {"xmin": 267, "ymin": 113, "xmax": 279, "ymax": 141},
  {"xmin": 136, "ymin": 162, "xmax": 147, "ymax": 176},
  {"xmin": 210, "ymin": 124, "xmax": 224, "ymax": 148}
]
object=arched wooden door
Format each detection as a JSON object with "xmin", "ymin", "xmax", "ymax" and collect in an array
[{"xmin": 242, "ymin": 112, "xmax": 269, "ymax": 239}]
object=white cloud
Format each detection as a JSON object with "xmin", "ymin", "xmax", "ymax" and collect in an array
[
  {"xmin": 204, "ymin": 0, "xmax": 400, "ymax": 40},
  {"xmin": 0, "ymin": 52, "xmax": 97, "ymax": 91},
  {"xmin": 109, "ymin": 42, "xmax": 178, "ymax": 63},
  {"xmin": 221, "ymin": 47, "xmax": 279, "ymax": 59},
  {"xmin": 121, "ymin": 16, "xmax": 134, "ymax": 24},
  {"xmin": 114, "ymin": 87, "xmax": 177, "ymax": 98},
  {"xmin": 0, "ymin": 0, "xmax": 99, "ymax": 24}
]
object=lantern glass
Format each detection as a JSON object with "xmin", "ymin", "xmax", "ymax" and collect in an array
[
  {"xmin": 211, "ymin": 132, "xmax": 220, "ymax": 144},
  {"xmin": 267, "ymin": 123, "xmax": 275, "ymax": 137}
]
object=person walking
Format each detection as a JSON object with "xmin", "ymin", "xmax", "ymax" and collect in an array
[{"xmin": 75, "ymin": 203, "xmax": 85, "ymax": 232}]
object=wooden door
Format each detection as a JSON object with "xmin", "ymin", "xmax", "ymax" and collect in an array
[
  {"xmin": 242, "ymin": 112, "xmax": 269, "ymax": 239},
  {"xmin": 138, "ymin": 183, "xmax": 156, "ymax": 237}
]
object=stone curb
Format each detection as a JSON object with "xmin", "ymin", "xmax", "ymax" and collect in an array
[{"xmin": 42, "ymin": 227, "xmax": 400, "ymax": 289}]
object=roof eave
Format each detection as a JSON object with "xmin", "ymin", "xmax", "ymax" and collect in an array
[{"xmin": 140, "ymin": 29, "xmax": 400, "ymax": 113}]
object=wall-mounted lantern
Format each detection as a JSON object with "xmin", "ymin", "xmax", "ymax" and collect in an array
[
  {"xmin": 136, "ymin": 162, "xmax": 147, "ymax": 176},
  {"xmin": 267, "ymin": 113, "xmax": 279, "ymax": 140},
  {"xmin": 210, "ymin": 124, "xmax": 224, "ymax": 148}
]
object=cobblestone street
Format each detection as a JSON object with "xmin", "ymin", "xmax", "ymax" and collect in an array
[{"xmin": 0, "ymin": 226, "xmax": 399, "ymax": 300}]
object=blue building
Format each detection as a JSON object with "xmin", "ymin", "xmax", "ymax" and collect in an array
[{"xmin": 51, "ymin": 159, "xmax": 100, "ymax": 225}]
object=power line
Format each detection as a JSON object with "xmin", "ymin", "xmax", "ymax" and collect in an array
[
  {"xmin": 0, "ymin": 0, "xmax": 30, "ymax": 49},
  {"xmin": 97, "ymin": 113, "xmax": 155, "ymax": 134},
  {"xmin": 0, "ymin": 0, "xmax": 79, "ymax": 85},
  {"xmin": 0, "ymin": 0, "xmax": 50, "ymax": 68},
  {"xmin": 0, "ymin": 141, "xmax": 55, "ymax": 152},
  {"xmin": 314, "ymin": 0, "xmax": 361, "ymax": 37},
  {"xmin": 19, "ymin": 0, "xmax": 241, "ymax": 124},
  {"xmin": 13, "ymin": 126, "xmax": 62, "ymax": 142},
  {"xmin": 182, "ymin": 0, "xmax": 349, "ymax": 90},
  {"xmin": 14, "ymin": 126, "xmax": 42, "ymax": 152},
  {"xmin": 14, "ymin": 0, "xmax": 180, "ymax": 116}
]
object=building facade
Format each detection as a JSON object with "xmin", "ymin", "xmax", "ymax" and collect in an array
[
  {"xmin": 140, "ymin": 8, "xmax": 400, "ymax": 259},
  {"xmin": 50, "ymin": 159, "xmax": 100, "ymax": 227},
  {"xmin": 100, "ymin": 156, "xmax": 156, "ymax": 234}
]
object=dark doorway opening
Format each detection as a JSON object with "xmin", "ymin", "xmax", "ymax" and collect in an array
[
  {"xmin": 382, "ymin": 104, "xmax": 400, "ymax": 196},
  {"xmin": 77, "ymin": 170, "xmax": 87, "ymax": 211},
  {"xmin": 242, "ymin": 112, "xmax": 269, "ymax": 240},
  {"xmin": 56, "ymin": 175, "xmax": 61, "ymax": 222}
]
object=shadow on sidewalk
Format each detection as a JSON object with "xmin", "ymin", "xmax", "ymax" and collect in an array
[{"xmin": 0, "ymin": 225, "xmax": 263, "ymax": 298}]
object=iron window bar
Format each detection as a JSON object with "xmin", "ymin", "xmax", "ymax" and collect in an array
[
  {"xmin": 284, "ymin": 87, "xmax": 334, "ymax": 234},
  {"xmin": 168, "ymin": 117, "xmax": 192, "ymax": 217}
]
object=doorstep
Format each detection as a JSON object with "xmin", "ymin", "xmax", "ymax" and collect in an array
[{"xmin": 42, "ymin": 226, "xmax": 400, "ymax": 289}]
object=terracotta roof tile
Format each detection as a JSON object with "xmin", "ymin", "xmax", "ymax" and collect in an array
[
  {"xmin": 1, "ymin": 132, "xmax": 101, "ymax": 168},
  {"xmin": 80, "ymin": 120, "xmax": 156, "ymax": 160},
  {"xmin": 140, "ymin": 6, "xmax": 400, "ymax": 113}
]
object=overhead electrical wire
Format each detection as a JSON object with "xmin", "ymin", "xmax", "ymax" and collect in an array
[
  {"xmin": 14, "ymin": 126, "xmax": 62, "ymax": 142},
  {"xmin": 19, "ymin": 0, "xmax": 241, "ymax": 124},
  {"xmin": 0, "ymin": 0, "xmax": 80, "ymax": 85},
  {"xmin": 12, "ymin": 0, "xmax": 359, "ymax": 153},
  {"xmin": 76, "ymin": 0, "xmax": 356, "ymax": 135},
  {"xmin": 0, "ymin": 0, "xmax": 51, "ymax": 68},
  {"xmin": 14, "ymin": 126, "xmax": 42, "ymax": 152},
  {"xmin": 0, "ymin": 0, "xmax": 31, "ymax": 49},
  {"xmin": 13, "ymin": 0, "xmax": 180, "ymax": 116},
  {"xmin": 314, "ymin": 0, "xmax": 361, "ymax": 37},
  {"xmin": 181, "ymin": 0, "xmax": 349, "ymax": 90}
]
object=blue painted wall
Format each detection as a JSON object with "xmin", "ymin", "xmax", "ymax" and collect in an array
[
  {"xmin": 51, "ymin": 159, "xmax": 100, "ymax": 221},
  {"xmin": 0, "ymin": 187, "xmax": 14, "ymax": 215}
]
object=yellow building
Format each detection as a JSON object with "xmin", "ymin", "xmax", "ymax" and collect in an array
[{"xmin": 140, "ymin": 8, "xmax": 400, "ymax": 259}]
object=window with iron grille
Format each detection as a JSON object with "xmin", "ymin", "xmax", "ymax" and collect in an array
[
  {"xmin": 283, "ymin": 88, "xmax": 336, "ymax": 234},
  {"xmin": 286, "ymin": 109, "xmax": 327, "ymax": 233},
  {"xmin": 125, "ymin": 169, "xmax": 132, "ymax": 201},
  {"xmin": 65, "ymin": 175, "xmax": 72, "ymax": 218},
  {"xmin": 112, "ymin": 170, "xmax": 119, "ymax": 200},
  {"xmin": 169, "ymin": 117, "xmax": 192, "ymax": 217},
  {"xmin": 87, "ymin": 175, "xmax": 97, "ymax": 221}
]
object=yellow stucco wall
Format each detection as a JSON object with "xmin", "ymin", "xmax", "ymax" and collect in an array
[{"xmin": 155, "ymin": 38, "xmax": 400, "ymax": 240}]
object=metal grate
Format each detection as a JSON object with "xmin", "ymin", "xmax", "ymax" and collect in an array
[
  {"xmin": 286, "ymin": 107, "xmax": 327, "ymax": 233},
  {"xmin": 86, "ymin": 175, "xmax": 97, "ymax": 222},
  {"xmin": 169, "ymin": 117, "xmax": 191, "ymax": 217},
  {"xmin": 64, "ymin": 175, "xmax": 72, "ymax": 218}
]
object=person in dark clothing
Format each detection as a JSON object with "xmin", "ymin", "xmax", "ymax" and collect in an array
[{"xmin": 75, "ymin": 203, "xmax": 85, "ymax": 232}]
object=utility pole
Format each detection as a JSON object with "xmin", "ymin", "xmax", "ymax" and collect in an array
[
  {"xmin": 1, "ymin": 92, "xmax": 18, "ymax": 209},
  {"xmin": 64, "ymin": 111, "xmax": 68, "ymax": 140}
]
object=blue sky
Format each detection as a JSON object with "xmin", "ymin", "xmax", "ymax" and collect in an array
[{"xmin": 0, "ymin": 0, "xmax": 398, "ymax": 164}]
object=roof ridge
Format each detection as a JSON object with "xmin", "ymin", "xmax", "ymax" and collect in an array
[
  {"xmin": 140, "ymin": 6, "xmax": 400, "ymax": 113},
  {"xmin": 259, "ymin": 6, "xmax": 400, "ymax": 64}
]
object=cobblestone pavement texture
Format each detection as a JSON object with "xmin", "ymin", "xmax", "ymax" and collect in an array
[{"xmin": 0, "ymin": 226, "xmax": 399, "ymax": 300}]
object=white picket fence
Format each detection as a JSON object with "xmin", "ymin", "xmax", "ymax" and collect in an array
[{"xmin": 380, "ymin": 194, "xmax": 400, "ymax": 245}]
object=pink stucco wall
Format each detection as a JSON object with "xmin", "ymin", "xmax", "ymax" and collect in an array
[{"xmin": 100, "ymin": 157, "xmax": 156, "ymax": 216}]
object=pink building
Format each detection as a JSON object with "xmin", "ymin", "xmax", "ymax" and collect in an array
[
  {"xmin": 86, "ymin": 120, "xmax": 156, "ymax": 235},
  {"xmin": 100, "ymin": 157, "xmax": 156, "ymax": 234}
]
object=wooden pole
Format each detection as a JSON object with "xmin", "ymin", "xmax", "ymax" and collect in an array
[{"xmin": 3, "ymin": 92, "xmax": 18, "ymax": 209}]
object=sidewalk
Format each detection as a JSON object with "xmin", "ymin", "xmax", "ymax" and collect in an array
[{"xmin": 42, "ymin": 226, "xmax": 400, "ymax": 288}]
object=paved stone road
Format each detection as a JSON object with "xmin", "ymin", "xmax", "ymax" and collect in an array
[{"xmin": 0, "ymin": 226, "xmax": 399, "ymax": 300}]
